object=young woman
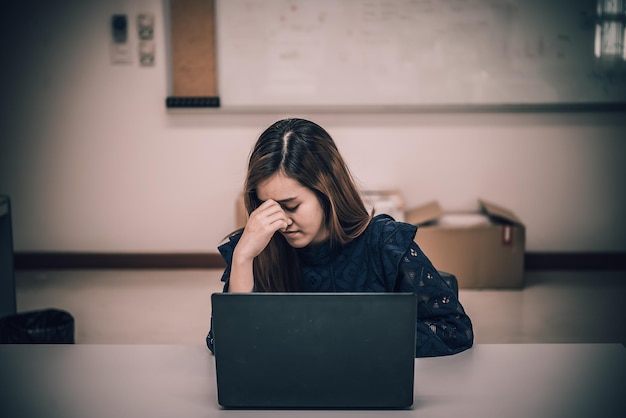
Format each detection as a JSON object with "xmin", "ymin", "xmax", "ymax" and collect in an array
[{"xmin": 207, "ymin": 118, "xmax": 473, "ymax": 357}]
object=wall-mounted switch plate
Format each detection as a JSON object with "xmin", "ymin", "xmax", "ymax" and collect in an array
[
  {"xmin": 137, "ymin": 13, "xmax": 154, "ymax": 40},
  {"xmin": 139, "ymin": 40, "xmax": 155, "ymax": 66},
  {"xmin": 137, "ymin": 13, "xmax": 155, "ymax": 66},
  {"xmin": 110, "ymin": 14, "xmax": 132, "ymax": 64}
]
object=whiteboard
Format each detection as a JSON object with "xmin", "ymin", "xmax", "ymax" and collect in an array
[{"xmin": 216, "ymin": 0, "xmax": 626, "ymax": 109}]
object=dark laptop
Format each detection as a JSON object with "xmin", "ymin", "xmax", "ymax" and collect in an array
[{"xmin": 210, "ymin": 292, "xmax": 417, "ymax": 409}]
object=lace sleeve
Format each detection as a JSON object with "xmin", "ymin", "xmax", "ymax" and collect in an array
[{"xmin": 396, "ymin": 241, "xmax": 474, "ymax": 357}]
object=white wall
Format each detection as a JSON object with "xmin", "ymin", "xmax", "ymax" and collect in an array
[{"xmin": 1, "ymin": 0, "xmax": 625, "ymax": 254}]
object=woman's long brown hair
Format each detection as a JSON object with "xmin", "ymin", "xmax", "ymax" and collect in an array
[{"xmin": 243, "ymin": 118, "xmax": 371, "ymax": 292}]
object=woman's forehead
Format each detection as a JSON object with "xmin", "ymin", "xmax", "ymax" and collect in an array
[{"xmin": 256, "ymin": 172, "xmax": 307, "ymax": 202}]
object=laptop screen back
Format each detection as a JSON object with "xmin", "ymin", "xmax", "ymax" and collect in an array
[{"xmin": 211, "ymin": 292, "xmax": 417, "ymax": 409}]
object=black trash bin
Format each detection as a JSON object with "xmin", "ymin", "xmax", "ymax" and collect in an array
[{"xmin": 0, "ymin": 308, "xmax": 75, "ymax": 344}]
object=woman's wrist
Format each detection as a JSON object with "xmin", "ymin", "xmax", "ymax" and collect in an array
[{"xmin": 228, "ymin": 251, "xmax": 255, "ymax": 292}]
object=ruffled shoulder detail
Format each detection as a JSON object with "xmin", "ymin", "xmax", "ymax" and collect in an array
[
  {"xmin": 366, "ymin": 214, "xmax": 418, "ymax": 287},
  {"xmin": 217, "ymin": 231, "xmax": 243, "ymax": 283}
]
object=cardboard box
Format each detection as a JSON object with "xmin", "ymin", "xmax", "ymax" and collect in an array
[{"xmin": 406, "ymin": 199, "xmax": 525, "ymax": 289}]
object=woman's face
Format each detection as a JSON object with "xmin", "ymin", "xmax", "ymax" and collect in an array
[{"xmin": 256, "ymin": 172, "xmax": 328, "ymax": 248}]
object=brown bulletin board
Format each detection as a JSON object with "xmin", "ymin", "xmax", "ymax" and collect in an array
[{"xmin": 168, "ymin": 0, "xmax": 218, "ymax": 105}]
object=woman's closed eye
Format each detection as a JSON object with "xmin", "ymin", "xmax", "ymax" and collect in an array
[{"xmin": 283, "ymin": 204, "xmax": 300, "ymax": 213}]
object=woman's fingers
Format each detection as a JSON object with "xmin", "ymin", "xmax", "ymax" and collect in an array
[
  {"xmin": 235, "ymin": 200, "xmax": 290, "ymax": 260},
  {"xmin": 250, "ymin": 200, "xmax": 290, "ymax": 231}
]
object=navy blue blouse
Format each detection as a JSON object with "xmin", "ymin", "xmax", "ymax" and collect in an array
[{"xmin": 207, "ymin": 214, "xmax": 473, "ymax": 357}]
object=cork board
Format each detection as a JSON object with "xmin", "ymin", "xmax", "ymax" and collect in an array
[{"xmin": 169, "ymin": 0, "xmax": 217, "ymax": 97}]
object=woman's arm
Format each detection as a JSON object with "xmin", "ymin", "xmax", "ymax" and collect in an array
[
  {"xmin": 228, "ymin": 199, "xmax": 292, "ymax": 293},
  {"xmin": 396, "ymin": 241, "xmax": 474, "ymax": 357}
]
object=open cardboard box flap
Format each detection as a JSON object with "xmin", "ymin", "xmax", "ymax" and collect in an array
[
  {"xmin": 405, "ymin": 199, "xmax": 523, "ymax": 227},
  {"xmin": 405, "ymin": 201, "xmax": 443, "ymax": 226},
  {"xmin": 479, "ymin": 198, "xmax": 523, "ymax": 226}
]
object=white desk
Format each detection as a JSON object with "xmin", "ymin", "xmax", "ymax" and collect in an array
[{"xmin": 1, "ymin": 344, "xmax": 624, "ymax": 418}]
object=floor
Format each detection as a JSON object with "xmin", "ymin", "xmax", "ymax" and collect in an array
[{"xmin": 12, "ymin": 269, "xmax": 626, "ymax": 346}]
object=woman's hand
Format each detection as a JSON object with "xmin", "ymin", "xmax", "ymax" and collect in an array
[
  {"xmin": 235, "ymin": 200, "xmax": 292, "ymax": 261},
  {"xmin": 228, "ymin": 200, "xmax": 292, "ymax": 292}
]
